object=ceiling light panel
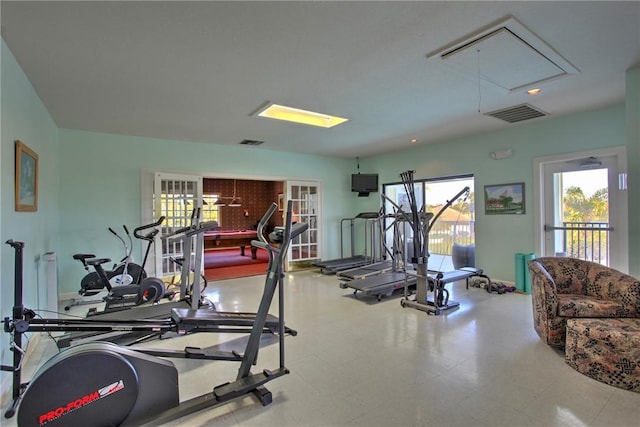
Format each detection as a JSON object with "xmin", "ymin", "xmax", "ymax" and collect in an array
[{"xmin": 255, "ymin": 103, "xmax": 349, "ymax": 128}]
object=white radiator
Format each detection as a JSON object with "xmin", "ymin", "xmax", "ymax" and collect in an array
[{"xmin": 43, "ymin": 252, "xmax": 58, "ymax": 313}]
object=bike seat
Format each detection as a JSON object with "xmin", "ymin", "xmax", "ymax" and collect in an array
[
  {"xmin": 86, "ymin": 258, "xmax": 111, "ymax": 266},
  {"xmin": 73, "ymin": 254, "xmax": 96, "ymax": 261}
]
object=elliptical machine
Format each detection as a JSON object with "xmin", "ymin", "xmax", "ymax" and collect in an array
[{"xmin": 2, "ymin": 201, "xmax": 303, "ymax": 426}]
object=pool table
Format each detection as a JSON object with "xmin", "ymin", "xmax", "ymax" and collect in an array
[{"xmin": 204, "ymin": 229, "xmax": 259, "ymax": 258}]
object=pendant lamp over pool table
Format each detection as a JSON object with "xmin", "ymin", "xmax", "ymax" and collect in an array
[{"xmin": 228, "ymin": 179, "xmax": 242, "ymax": 207}]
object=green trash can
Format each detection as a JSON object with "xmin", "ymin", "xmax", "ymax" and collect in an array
[
  {"xmin": 515, "ymin": 253, "xmax": 525, "ymax": 292},
  {"xmin": 515, "ymin": 252, "xmax": 536, "ymax": 293}
]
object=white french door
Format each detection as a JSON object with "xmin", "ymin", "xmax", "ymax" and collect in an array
[
  {"xmin": 285, "ymin": 180, "xmax": 321, "ymax": 265},
  {"xmin": 536, "ymin": 148, "xmax": 628, "ymax": 272},
  {"xmin": 153, "ymin": 172, "xmax": 203, "ymax": 276}
]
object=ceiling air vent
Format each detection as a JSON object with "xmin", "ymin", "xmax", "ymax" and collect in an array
[
  {"xmin": 485, "ymin": 104, "xmax": 548, "ymax": 123},
  {"xmin": 239, "ymin": 139, "xmax": 264, "ymax": 146}
]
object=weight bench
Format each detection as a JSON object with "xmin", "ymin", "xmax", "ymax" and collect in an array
[
  {"xmin": 429, "ymin": 268, "xmax": 490, "ymax": 288},
  {"xmin": 451, "ymin": 243, "xmax": 492, "ymax": 290},
  {"xmin": 426, "ymin": 268, "xmax": 491, "ymax": 311}
]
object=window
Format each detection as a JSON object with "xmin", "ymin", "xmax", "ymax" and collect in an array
[
  {"xmin": 424, "ymin": 176, "xmax": 475, "ymax": 254},
  {"xmin": 202, "ymin": 194, "xmax": 221, "ymax": 226},
  {"xmin": 382, "ymin": 174, "xmax": 475, "ymax": 259},
  {"xmin": 287, "ymin": 181, "xmax": 321, "ymax": 264}
]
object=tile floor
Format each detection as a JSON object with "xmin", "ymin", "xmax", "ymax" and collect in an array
[{"xmin": 3, "ymin": 270, "xmax": 640, "ymax": 426}]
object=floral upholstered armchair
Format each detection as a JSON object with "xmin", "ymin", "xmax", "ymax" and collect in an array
[{"xmin": 528, "ymin": 257, "xmax": 640, "ymax": 348}]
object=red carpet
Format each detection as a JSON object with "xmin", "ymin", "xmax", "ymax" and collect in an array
[{"xmin": 204, "ymin": 248, "xmax": 269, "ymax": 281}]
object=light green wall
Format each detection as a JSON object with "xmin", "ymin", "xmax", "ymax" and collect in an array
[
  {"xmin": 56, "ymin": 129, "xmax": 356, "ymax": 294},
  {"xmin": 358, "ymin": 105, "xmax": 627, "ymax": 281},
  {"xmin": 1, "ymin": 34, "xmax": 637, "ymax": 375},
  {"xmin": 1, "ymin": 41, "xmax": 59, "ymax": 366},
  {"xmin": 626, "ymin": 66, "xmax": 640, "ymax": 277}
]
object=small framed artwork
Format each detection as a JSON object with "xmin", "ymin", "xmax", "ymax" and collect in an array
[
  {"xmin": 277, "ymin": 193, "xmax": 284, "ymax": 211},
  {"xmin": 15, "ymin": 140, "xmax": 39, "ymax": 212},
  {"xmin": 484, "ymin": 182, "xmax": 525, "ymax": 215}
]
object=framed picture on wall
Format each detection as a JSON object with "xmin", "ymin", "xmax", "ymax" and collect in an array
[
  {"xmin": 484, "ymin": 182, "xmax": 525, "ymax": 215},
  {"xmin": 15, "ymin": 140, "xmax": 39, "ymax": 212},
  {"xmin": 277, "ymin": 193, "xmax": 284, "ymax": 211}
]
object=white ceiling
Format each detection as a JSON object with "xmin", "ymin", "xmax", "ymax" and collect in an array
[{"xmin": 2, "ymin": 1, "xmax": 639, "ymax": 158}]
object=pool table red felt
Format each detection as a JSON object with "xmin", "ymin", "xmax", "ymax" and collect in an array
[{"xmin": 204, "ymin": 229, "xmax": 259, "ymax": 258}]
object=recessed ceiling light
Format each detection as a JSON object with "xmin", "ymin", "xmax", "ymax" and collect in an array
[
  {"xmin": 526, "ymin": 88, "xmax": 542, "ymax": 95},
  {"xmin": 410, "ymin": 138, "xmax": 418, "ymax": 143},
  {"xmin": 254, "ymin": 102, "xmax": 348, "ymax": 128}
]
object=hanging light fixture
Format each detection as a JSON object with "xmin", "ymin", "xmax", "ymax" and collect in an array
[
  {"xmin": 213, "ymin": 179, "xmax": 242, "ymax": 207},
  {"xmin": 228, "ymin": 179, "xmax": 242, "ymax": 207}
]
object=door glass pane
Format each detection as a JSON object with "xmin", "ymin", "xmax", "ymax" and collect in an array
[
  {"xmin": 154, "ymin": 173, "xmax": 202, "ymax": 276},
  {"xmin": 553, "ymin": 168, "xmax": 609, "ymax": 264},
  {"xmin": 286, "ymin": 181, "xmax": 320, "ymax": 265}
]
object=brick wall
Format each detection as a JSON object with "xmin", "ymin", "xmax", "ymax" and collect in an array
[{"xmin": 203, "ymin": 178, "xmax": 284, "ymax": 231}]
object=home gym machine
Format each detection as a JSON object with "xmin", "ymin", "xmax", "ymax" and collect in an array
[
  {"xmin": 64, "ymin": 216, "xmax": 166, "ymax": 311},
  {"xmin": 2, "ymin": 202, "xmax": 305, "ymax": 426},
  {"xmin": 397, "ymin": 170, "xmax": 477, "ymax": 315}
]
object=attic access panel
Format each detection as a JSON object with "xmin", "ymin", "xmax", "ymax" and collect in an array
[
  {"xmin": 443, "ymin": 27, "xmax": 565, "ymax": 91},
  {"xmin": 428, "ymin": 16, "xmax": 579, "ymax": 93}
]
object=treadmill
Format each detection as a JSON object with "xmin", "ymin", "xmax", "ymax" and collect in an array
[
  {"xmin": 313, "ymin": 256, "xmax": 371, "ymax": 274},
  {"xmin": 341, "ymin": 270, "xmax": 418, "ymax": 301},
  {"xmin": 337, "ymin": 260, "xmax": 394, "ymax": 281},
  {"xmin": 313, "ymin": 212, "xmax": 381, "ymax": 274},
  {"xmin": 339, "ymin": 206, "xmax": 416, "ymax": 301}
]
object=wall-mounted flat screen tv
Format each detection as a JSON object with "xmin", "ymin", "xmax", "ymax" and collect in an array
[{"xmin": 351, "ymin": 173, "xmax": 379, "ymax": 193}]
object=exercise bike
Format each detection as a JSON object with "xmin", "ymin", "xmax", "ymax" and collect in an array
[
  {"xmin": 2, "ymin": 202, "xmax": 303, "ymax": 427},
  {"xmin": 82, "ymin": 256, "xmax": 167, "ymax": 314},
  {"xmin": 64, "ymin": 217, "xmax": 165, "ymax": 312}
]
